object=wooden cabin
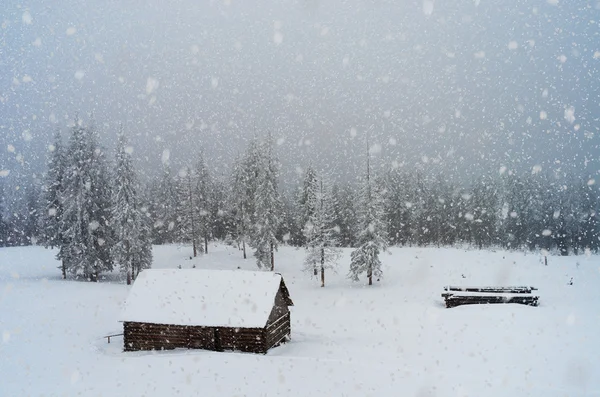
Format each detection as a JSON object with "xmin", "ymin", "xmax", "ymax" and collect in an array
[{"xmin": 120, "ymin": 269, "xmax": 293, "ymax": 354}]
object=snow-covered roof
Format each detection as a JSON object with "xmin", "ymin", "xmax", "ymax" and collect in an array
[{"xmin": 120, "ymin": 269, "xmax": 290, "ymax": 328}]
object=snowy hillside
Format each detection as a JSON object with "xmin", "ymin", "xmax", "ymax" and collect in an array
[{"xmin": 1, "ymin": 244, "xmax": 599, "ymax": 396}]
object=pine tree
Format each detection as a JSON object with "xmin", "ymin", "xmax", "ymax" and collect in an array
[
  {"xmin": 23, "ymin": 184, "xmax": 42, "ymax": 245},
  {"xmin": 278, "ymin": 191, "xmax": 303, "ymax": 246},
  {"xmin": 303, "ymin": 175, "xmax": 341, "ymax": 287},
  {"xmin": 150, "ymin": 164, "xmax": 179, "ymax": 244},
  {"xmin": 41, "ymin": 130, "xmax": 66, "ymax": 256},
  {"xmin": 231, "ymin": 140, "xmax": 262, "ymax": 259},
  {"xmin": 297, "ymin": 166, "xmax": 318, "ymax": 247},
  {"xmin": 252, "ymin": 134, "xmax": 282, "ymax": 270},
  {"xmin": 210, "ymin": 178, "xmax": 231, "ymax": 241},
  {"xmin": 194, "ymin": 154, "xmax": 212, "ymax": 254},
  {"xmin": 349, "ymin": 139, "xmax": 388, "ymax": 285},
  {"xmin": 176, "ymin": 166, "xmax": 200, "ymax": 257},
  {"xmin": 59, "ymin": 120, "xmax": 114, "ymax": 281},
  {"xmin": 0, "ymin": 182, "xmax": 6, "ymax": 247},
  {"xmin": 230, "ymin": 156, "xmax": 250, "ymax": 257},
  {"xmin": 87, "ymin": 124, "xmax": 115, "ymax": 279},
  {"xmin": 111, "ymin": 131, "xmax": 152, "ymax": 284},
  {"xmin": 331, "ymin": 182, "xmax": 357, "ymax": 247}
]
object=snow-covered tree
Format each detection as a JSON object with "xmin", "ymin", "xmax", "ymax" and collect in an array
[
  {"xmin": 41, "ymin": 130, "xmax": 66, "ymax": 256},
  {"xmin": 111, "ymin": 131, "xmax": 152, "ymax": 284},
  {"xmin": 252, "ymin": 134, "xmax": 282, "ymax": 270},
  {"xmin": 349, "ymin": 144, "xmax": 388, "ymax": 285},
  {"xmin": 297, "ymin": 166, "xmax": 318, "ymax": 247},
  {"xmin": 194, "ymin": 154, "xmax": 212, "ymax": 254},
  {"xmin": 149, "ymin": 163, "xmax": 179, "ymax": 244},
  {"xmin": 303, "ymin": 175, "xmax": 341, "ymax": 287},
  {"xmin": 209, "ymin": 178, "xmax": 230, "ymax": 241},
  {"xmin": 0, "ymin": 182, "xmax": 7, "ymax": 247},
  {"xmin": 231, "ymin": 139, "xmax": 262, "ymax": 259},
  {"xmin": 230, "ymin": 156, "xmax": 250, "ymax": 257},
  {"xmin": 331, "ymin": 182, "xmax": 357, "ymax": 247},
  {"xmin": 176, "ymin": 166, "xmax": 200, "ymax": 257},
  {"xmin": 59, "ymin": 120, "xmax": 114, "ymax": 281}
]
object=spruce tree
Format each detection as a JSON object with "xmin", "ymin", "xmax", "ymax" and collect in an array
[
  {"xmin": 297, "ymin": 166, "xmax": 318, "ymax": 247},
  {"xmin": 349, "ymin": 140, "xmax": 388, "ymax": 285},
  {"xmin": 303, "ymin": 176, "xmax": 341, "ymax": 287},
  {"xmin": 194, "ymin": 154, "xmax": 212, "ymax": 254},
  {"xmin": 150, "ymin": 164, "xmax": 179, "ymax": 244},
  {"xmin": 231, "ymin": 140, "xmax": 261, "ymax": 259},
  {"xmin": 41, "ymin": 130, "xmax": 66, "ymax": 254},
  {"xmin": 59, "ymin": 120, "xmax": 114, "ymax": 281},
  {"xmin": 331, "ymin": 182, "xmax": 357, "ymax": 247},
  {"xmin": 112, "ymin": 131, "xmax": 152, "ymax": 284},
  {"xmin": 176, "ymin": 166, "xmax": 200, "ymax": 257},
  {"xmin": 252, "ymin": 134, "xmax": 282, "ymax": 270},
  {"xmin": 0, "ymin": 182, "xmax": 6, "ymax": 247},
  {"xmin": 230, "ymin": 156, "xmax": 250, "ymax": 257}
]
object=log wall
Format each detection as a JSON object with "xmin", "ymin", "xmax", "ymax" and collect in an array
[{"xmin": 123, "ymin": 322, "xmax": 269, "ymax": 353}]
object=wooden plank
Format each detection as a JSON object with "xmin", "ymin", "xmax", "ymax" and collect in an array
[
  {"xmin": 266, "ymin": 312, "xmax": 290, "ymax": 331},
  {"xmin": 267, "ymin": 326, "xmax": 290, "ymax": 348}
]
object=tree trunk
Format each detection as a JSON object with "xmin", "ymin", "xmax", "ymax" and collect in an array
[
  {"xmin": 204, "ymin": 234, "xmax": 208, "ymax": 254},
  {"xmin": 126, "ymin": 266, "xmax": 131, "ymax": 285},
  {"xmin": 368, "ymin": 264, "xmax": 372, "ymax": 286},
  {"xmin": 270, "ymin": 242, "xmax": 274, "ymax": 271},
  {"xmin": 61, "ymin": 260, "xmax": 66, "ymax": 280},
  {"xmin": 192, "ymin": 239, "xmax": 197, "ymax": 257},
  {"xmin": 242, "ymin": 240, "xmax": 246, "ymax": 259},
  {"xmin": 321, "ymin": 247, "xmax": 325, "ymax": 287}
]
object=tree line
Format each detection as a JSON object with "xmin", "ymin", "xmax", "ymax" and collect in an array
[{"xmin": 1, "ymin": 119, "xmax": 598, "ymax": 284}]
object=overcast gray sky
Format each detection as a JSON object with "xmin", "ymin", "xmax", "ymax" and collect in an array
[{"xmin": 1, "ymin": 0, "xmax": 599, "ymax": 187}]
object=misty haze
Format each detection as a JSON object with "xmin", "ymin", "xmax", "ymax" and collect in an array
[{"xmin": 1, "ymin": 1, "xmax": 600, "ymax": 396}]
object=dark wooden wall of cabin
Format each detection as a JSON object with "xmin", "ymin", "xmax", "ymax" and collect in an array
[{"xmin": 124, "ymin": 322, "xmax": 269, "ymax": 353}]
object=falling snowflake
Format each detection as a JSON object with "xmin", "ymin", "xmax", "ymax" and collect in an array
[
  {"xmin": 274, "ymin": 32, "xmax": 283, "ymax": 45},
  {"xmin": 22, "ymin": 11, "xmax": 33, "ymax": 25},
  {"xmin": 564, "ymin": 106, "xmax": 575, "ymax": 124},
  {"xmin": 161, "ymin": 149, "xmax": 170, "ymax": 164},
  {"xmin": 423, "ymin": 0, "xmax": 434, "ymax": 15},
  {"xmin": 146, "ymin": 77, "xmax": 159, "ymax": 95}
]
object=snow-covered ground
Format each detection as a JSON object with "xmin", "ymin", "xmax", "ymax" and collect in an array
[{"xmin": 1, "ymin": 244, "xmax": 599, "ymax": 396}]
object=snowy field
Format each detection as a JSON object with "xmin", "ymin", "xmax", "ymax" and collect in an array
[{"xmin": 1, "ymin": 244, "xmax": 599, "ymax": 397}]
